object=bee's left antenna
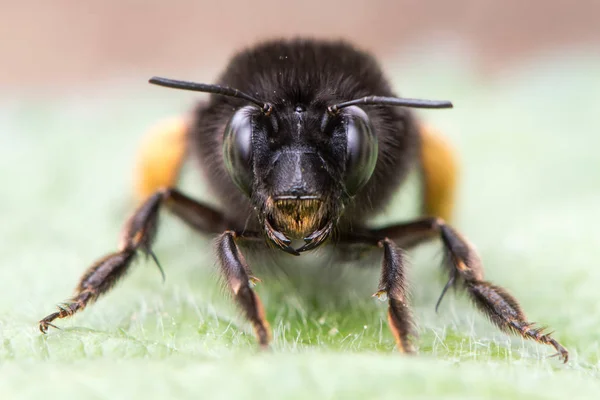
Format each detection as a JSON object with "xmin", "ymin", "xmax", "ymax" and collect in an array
[{"xmin": 328, "ymin": 96, "xmax": 453, "ymax": 115}]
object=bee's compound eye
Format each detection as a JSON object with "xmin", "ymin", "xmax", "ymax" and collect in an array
[
  {"xmin": 223, "ymin": 106, "xmax": 254, "ymax": 196},
  {"xmin": 343, "ymin": 106, "xmax": 378, "ymax": 196}
]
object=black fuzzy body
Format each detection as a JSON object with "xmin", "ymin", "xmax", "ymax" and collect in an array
[
  {"xmin": 38, "ymin": 39, "xmax": 570, "ymax": 361},
  {"xmin": 189, "ymin": 38, "xmax": 419, "ymax": 233}
]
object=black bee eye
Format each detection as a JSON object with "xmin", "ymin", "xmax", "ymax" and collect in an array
[
  {"xmin": 343, "ymin": 106, "xmax": 378, "ymax": 196},
  {"xmin": 223, "ymin": 106, "xmax": 254, "ymax": 196}
]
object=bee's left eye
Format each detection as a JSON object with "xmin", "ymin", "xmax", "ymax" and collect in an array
[
  {"xmin": 343, "ymin": 106, "xmax": 378, "ymax": 196},
  {"xmin": 223, "ymin": 106, "xmax": 254, "ymax": 196}
]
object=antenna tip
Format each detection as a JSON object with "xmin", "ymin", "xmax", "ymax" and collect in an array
[{"xmin": 434, "ymin": 100, "xmax": 453, "ymax": 109}]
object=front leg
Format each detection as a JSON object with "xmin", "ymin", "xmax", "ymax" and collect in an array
[
  {"xmin": 40, "ymin": 188, "xmax": 226, "ymax": 332},
  {"xmin": 216, "ymin": 231, "xmax": 271, "ymax": 347},
  {"xmin": 335, "ymin": 232, "xmax": 416, "ymax": 353},
  {"xmin": 349, "ymin": 217, "xmax": 569, "ymax": 362},
  {"xmin": 374, "ymin": 238, "xmax": 415, "ymax": 354}
]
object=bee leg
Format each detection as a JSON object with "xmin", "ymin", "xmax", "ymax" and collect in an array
[
  {"xmin": 368, "ymin": 217, "xmax": 569, "ymax": 363},
  {"xmin": 39, "ymin": 188, "xmax": 227, "ymax": 333},
  {"xmin": 39, "ymin": 251, "xmax": 136, "ymax": 333},
  {"xmin": 216, "ymin": 231, "xmax": 271, "ymax": 348},
  {"xmin": 373, "ymin": 238, "xmax": 415, "ymax": 353}
]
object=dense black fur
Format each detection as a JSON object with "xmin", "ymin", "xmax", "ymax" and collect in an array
[{"xmin": 190, "ymin": 39, "xmax": 419, "ymax": 232}]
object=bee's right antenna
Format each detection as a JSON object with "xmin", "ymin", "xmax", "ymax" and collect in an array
[{"xmin": 149, "ymin": 76, "xmax": 273, "ymax": 115}]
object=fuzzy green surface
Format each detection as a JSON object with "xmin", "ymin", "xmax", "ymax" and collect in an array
[{"xmin": 1, "ymin": 50, "xmax": 599, "ymax": 399}]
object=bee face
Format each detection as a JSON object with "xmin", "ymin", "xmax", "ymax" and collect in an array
[{"xmin": 222, "ymin": 102, "xmax": 378, "ymax": 240}]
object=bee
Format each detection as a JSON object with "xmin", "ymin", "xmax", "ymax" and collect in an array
[{"xmin": 39, "ymin": 38, "xmax": 568, "ymax": 362}]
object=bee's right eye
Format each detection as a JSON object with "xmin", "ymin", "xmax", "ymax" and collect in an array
[{"xmin": 223, "ymin": 106, "xmax": 254, "ymax": 196}]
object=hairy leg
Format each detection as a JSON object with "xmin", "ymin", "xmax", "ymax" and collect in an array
[
  {"xmin": 373, "ymin": 238, "xmax": 415, "ymax": 353},
  {"xmin": 217, "ymin": 231, "xmax": 271, "ymax": 347},
  {"xmin": 39, "ymin": 188, "xmax": 271, "ymax": 347},
  {"xmin": 343, "ymin": 217, "xmax": 569, "ymax": 362},
  {"xmin": 333, "ymin": 232, "xmax": 415, "ymax": 353}
]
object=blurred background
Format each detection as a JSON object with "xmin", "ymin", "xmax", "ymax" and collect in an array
[
  {"xmin": 1, "ymin": 1, "xmax": 600, "ymax": 398},
  {"xmin": 2, "ymin": 0, "xmax": 600, "ymax": 91}
]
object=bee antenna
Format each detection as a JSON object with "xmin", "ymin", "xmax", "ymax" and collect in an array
[
  {"xmin": 149, "ymin": 76, "xmax": 272, "ymax": 115},
  {"xmin": 328, "ymin": 96, "xmax": 453, "ymax": 115}
]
